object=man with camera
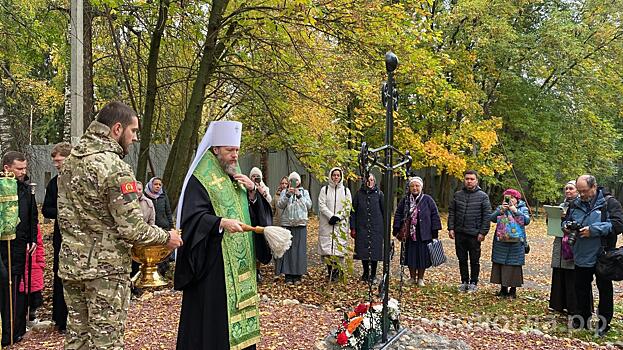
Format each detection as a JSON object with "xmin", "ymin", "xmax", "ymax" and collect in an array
[{"xmin": 563, "ymin": 175, "xmax": 623, "ymax": 337}]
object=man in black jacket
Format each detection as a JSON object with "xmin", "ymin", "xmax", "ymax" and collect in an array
[
  {"xmin": 42, "ymin": 142, "xmax": 72, "ymax": 333},
  {"xmin": 448, "ymin": 170, "xmax": 491, "ymax": 293},
  {"xmin": 1, "ymin": 151, "xmax": 38, "ymax": 346}
]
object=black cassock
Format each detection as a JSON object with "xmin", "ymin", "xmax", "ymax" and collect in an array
[
  {"xmin": 174, "ymin": 175, "xmax": 271, "ymax": 350},
  {"xmin": 42, "ymin": 175, "xmax": 68, "ymax": 331}
]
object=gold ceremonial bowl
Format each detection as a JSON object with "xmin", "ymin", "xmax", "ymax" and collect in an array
[{"xmin": 131, "ymin": 245, "xmax": 172, "ymax": 288}]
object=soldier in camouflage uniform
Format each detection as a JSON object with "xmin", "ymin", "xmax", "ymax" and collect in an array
[{"xmin": 57, "ymin": 101, "xmax": 183, "ymax": 350}]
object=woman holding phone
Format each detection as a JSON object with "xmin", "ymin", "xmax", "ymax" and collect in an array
[
  {"xmin": 274, "ymin": 172, "xmax": 313, "ymax": 284},
  {"xmin": 489, "ymin": 189, "xmax": 531, "ymax": 298}
]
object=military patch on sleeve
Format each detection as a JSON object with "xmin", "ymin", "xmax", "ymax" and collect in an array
[{"xmin": 121, "ymin": 181, "xmax": 138, "ymax": 202}]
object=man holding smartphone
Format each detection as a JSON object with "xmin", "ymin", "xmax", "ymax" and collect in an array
[{"xmin": 448, "ymin": 170, "xmax": 492, "ymax": 293}]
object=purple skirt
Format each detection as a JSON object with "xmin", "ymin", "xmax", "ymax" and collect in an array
[{"xmin": 401, "ymin": 239, "xmax": 432, "ymax": 269}]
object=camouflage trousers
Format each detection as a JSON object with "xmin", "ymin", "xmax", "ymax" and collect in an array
[{"xmin": 63, "ymin": 275, "xmax": 131, "ymax": 350}]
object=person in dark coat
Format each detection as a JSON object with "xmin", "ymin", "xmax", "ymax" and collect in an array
[
  {"xmin": 174, "ymin": 121, "xmax": 271, "ymax": 350},
  {"xmin": 549, "ymin": 181, "xmax": 579, "ymax": 314},
  {"xmin": 489, "ymin": 188, "xmax": 531, "ymax": 299},
  {"xmin": 350, "ymin": 174, "xmax": 384, "ymax": 283},
  {"xmin": 448, "ymin": 170, "xmax": 492, "ymax": 293},
  {"xmin": 42, "ymin": 142, "xmax": 72, "ymax": 333},
  {"xmin": 392, "ymin": 176, "xmax": 442, "ymax": 287},
  {"xmin": 1, "ymin": 151, "xmax": 38, "ymax": 346}
]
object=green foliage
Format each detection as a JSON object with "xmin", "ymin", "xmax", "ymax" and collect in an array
[{"xmin": 3, "ymin": 0, "xmax": 623, "ymax": 205}]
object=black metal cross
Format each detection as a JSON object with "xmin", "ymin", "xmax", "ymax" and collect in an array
[{"xmin": 359, "ymin": 51, "xmax": 412, "ymax": 344}]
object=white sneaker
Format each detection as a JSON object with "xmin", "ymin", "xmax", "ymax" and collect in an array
[
  {"xmin": 458, "ymin": 283, "xmax": 468, "ymax": 292},
  {"xmin": 417, "ymin": 278, "xmax": 425, "ymax": 287},
  {"xmin": 467, "ymin": 283, "xmax": 478, "ymax": 293}
]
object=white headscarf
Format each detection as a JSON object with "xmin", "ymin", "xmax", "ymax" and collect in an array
[
  {"xmin": 408, "ymin": 176, "xmax": 424, "ymax": 188},
  {"xmin": 176, "ymin": 121, "xmax": 242, "ymax": 228},
  {"xmin": 249, "ymin": 167, "xmax": 270, "ymax": 195},
  {"xmin": 288, "ymin": 171, "xmax": 301, "ymax": 185}
]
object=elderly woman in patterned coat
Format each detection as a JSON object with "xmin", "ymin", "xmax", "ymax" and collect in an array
[
  {"xmin": 392, "ymin": 177, "xmax": 441, "ymax": 287},
  {"xmin": 489, "ymin": 188, "xmax": 531, "ymax": 298}
]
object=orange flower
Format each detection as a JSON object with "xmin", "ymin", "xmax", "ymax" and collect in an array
[{"xmin": 347, "ymin": 316, "xmax": 363, "ymax": 333}]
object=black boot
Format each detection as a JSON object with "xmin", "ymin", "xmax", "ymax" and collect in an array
[
  {"xmin": 330, "ymin": 267, "xmax": 340, "ymax": 282},
  {"xmin": 496, "ymin": 286, "xmax": 508, "ymax": 297},
  {"xmin": 361, "ymin": 261, "xmax": 370, "ymax": 282},
  {"xmin": 509, "ymin": 287, "xmax": 517, "ymax": 299}
]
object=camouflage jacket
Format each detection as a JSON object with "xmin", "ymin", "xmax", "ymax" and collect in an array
[{"xmin": 57, "ymin": 121, "xmax": 170, "ymax": 281}]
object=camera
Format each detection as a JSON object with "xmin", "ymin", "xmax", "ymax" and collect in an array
[
  {"xmin": 503, "ymin": 195, "xmax": 511, "ymax": 204},
  {"xmin": 563, "ymin": 220, "xmax": 582, "ymax": 246},
  {"xmin": 253, "ymin": 177, "xmax": 261, "ymax": 184}
]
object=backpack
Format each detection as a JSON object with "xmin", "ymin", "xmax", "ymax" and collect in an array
[{"xmin": 0, "ymin": 173, "xmax": 20, "ymax": 240}]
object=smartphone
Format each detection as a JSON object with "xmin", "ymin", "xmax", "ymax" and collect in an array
[
  {"xmin": 504, "ymin": 195, "xmax": 511, "ymax": 204},
  {"xmin": 290, "ymin": 178, "xmax": 297, "ymax": 188}
]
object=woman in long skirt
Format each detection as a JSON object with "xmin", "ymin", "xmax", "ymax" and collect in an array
[
  {"xmin": 274, "ymin": 172, "xmax": 313, "ymax": 284},
  {"xmin": 392, "ymin": 177, "xmax": 441, "ymax": 286}
]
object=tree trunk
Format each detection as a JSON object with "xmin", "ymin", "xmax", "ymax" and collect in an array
[
  {"xmin": 83, "ymin": 0, "xmax": 95, "ymax": 129},
  {"xmin": 260, "ymin": 150, "xmax": 269, "ymax": 186},
  {"xmin": 0, "ymin": 70, "xmax": 10, "ymax": 153},
  {"xmin": 63, "ymin": 71, "xmax": 72, "ymax": 142},
  {"xmin": 136, "ymin": 0, "xmax": 170, "ymax": 182},
  {"xmin": 163, "ymin": 0, "xmax": 231, "ymax": 207}
]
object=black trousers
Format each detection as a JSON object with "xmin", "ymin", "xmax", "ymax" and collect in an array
[
  {"xmin": 455, "ymin": 233, "xmax": 481, "ymax": 284},
  {"xmin": 574, "ymin": 265, "xmax": 613, "ymax": 329},
  {"xmin": 1, "ymin": 273, "xmax": 27, "ymax": 346},
  {"xmin": 52, "ymin": 245, "xmax": 68, "ymax": 330},
  {"xmin": 362, "ymin": 260, "xmax": 378, "ymax": 277}
]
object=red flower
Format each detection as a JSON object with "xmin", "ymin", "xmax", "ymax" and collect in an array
[
  {"xmin": 354, "ymin": 303, "xmax": 369, "ymax": 315},
  {"xmin": 336, "ymin": 331, "xmax": 348, "ymax": 346}
]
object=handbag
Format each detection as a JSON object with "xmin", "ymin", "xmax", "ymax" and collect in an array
[
  {"xmin": 596, "ymin": 247, "xmax": 623, "ymax": 281},
  {"xmin": 495, "ymin": 211, "xmax": 525, "ymax": 242},
  {"xmin": 427, "ymin": 239, "xmax": 447, "ymax": 267}
]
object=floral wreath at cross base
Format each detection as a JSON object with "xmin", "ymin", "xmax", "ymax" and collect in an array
[{"xmin": 334, "ymin": 298, "xmax": 400, "ymax": 350}]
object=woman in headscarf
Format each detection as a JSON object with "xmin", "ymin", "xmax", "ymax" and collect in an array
[
  {"xmin": 549, "ymin": 181, "xmax": 579, "ymax": 313},
  {"xmin": 275, "ymin": 172, "xmax": 313, "ymax": 284},
  {"xmin": 318, "ymin": 167, "xmax": 352, "ymax": 282},
  {"xmin": 392, "ymin": 176, "xmax": 441, "ymax": 286},
  {"xmin": 490, "ymin": 188, "xmax": 531, "ymax": 298},
  {"xmin": 144, "ymin": 177, "xmax": 174, "ymax": 275},
  {"xmin": 144, "ymin": 177, "xmax": 174, "ymax": 230},
  {"xmin": 249, "ymin": 167, "xmax": 272, "ymax": 203}
]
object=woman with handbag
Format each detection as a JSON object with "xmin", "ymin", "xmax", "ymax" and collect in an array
[
  {"xmin": 490, "ymin": 188, "xmax": 531, "ymax": 298},
  {"xmin": 392, "ymin": 177, "xmax": 442, "ymax": 286}
]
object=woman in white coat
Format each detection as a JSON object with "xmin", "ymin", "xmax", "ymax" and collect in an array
[{"xmin": 318, "ymin": 167, "xmax": 352, "ymax": 282}]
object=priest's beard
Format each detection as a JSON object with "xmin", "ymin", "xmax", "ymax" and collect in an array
[{"xmin": 217, "ymin": 156, "xmax": 238, "ymax": 176}]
